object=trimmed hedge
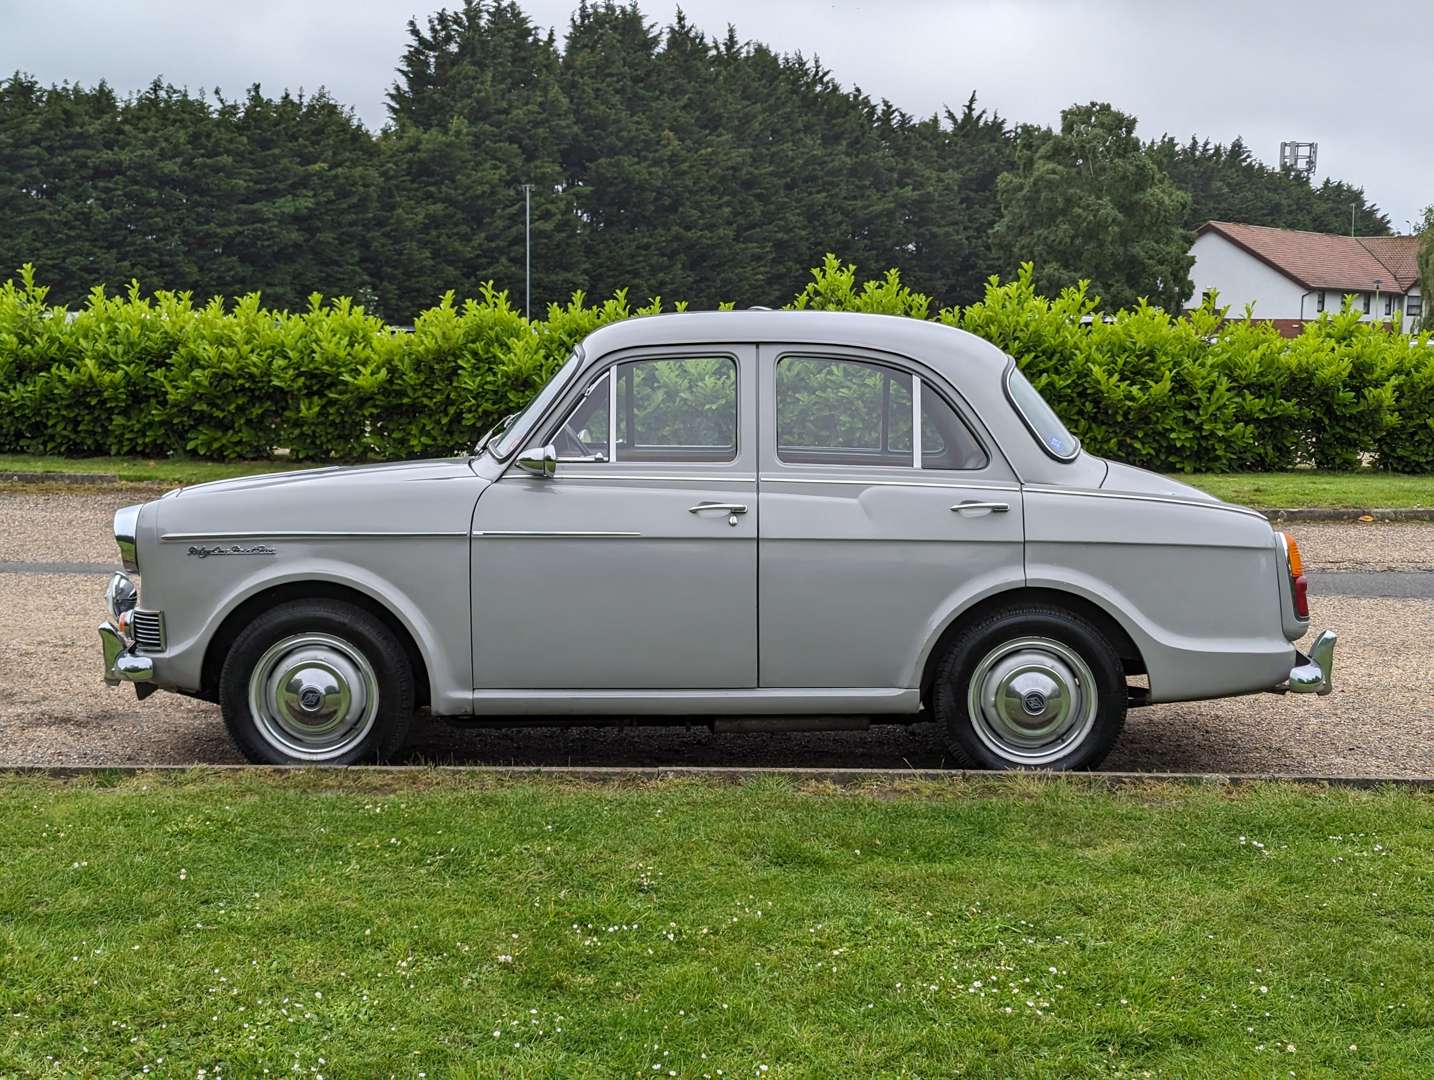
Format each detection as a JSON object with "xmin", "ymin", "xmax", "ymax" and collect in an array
[{"xmin": 2, "ymin": 258, "xmax": 1432, "ymax": 472}]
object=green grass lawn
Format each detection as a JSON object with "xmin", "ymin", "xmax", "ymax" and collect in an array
[
  {"xmin": 2, "ymin": 772, "xmax": 1431, "ymax": 1076},
  {"xmin": 0, "ymin": 453, "xmax": 306, "ymax": 485},
  {"xmin": 1178, "ymin": 471, "xmax": 1434, "ymax": 509}
]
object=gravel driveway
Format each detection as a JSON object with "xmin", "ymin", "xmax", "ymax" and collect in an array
[{"xmin": 2, "ymin": 489, "xmax": 1431, "ymax": 775}]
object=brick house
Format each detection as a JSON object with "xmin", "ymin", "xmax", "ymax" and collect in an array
[{"xmin": 1188, "ymin": 221, "xmax": 1424, "ymax": 336}]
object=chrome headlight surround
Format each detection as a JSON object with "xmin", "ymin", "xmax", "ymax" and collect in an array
[
  {"xmin": 114, "ymin": 504, "xmax": 142, "ymax": 573},
  {"xmin": 104, "ymin": 571, "xmax": 138, "ymax": 622}
]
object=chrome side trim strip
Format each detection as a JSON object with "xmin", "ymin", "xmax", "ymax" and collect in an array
[
  {"xmin": 472, "ymin": 530, "xmax": 642, "ymax": 538},
  {"xmin": 161, "ymin": 531, "xmax": 467, "ymax": 542},
  {"xmin": 470, "ymin": 686, "xmax": 921, "ymax": 716},
  {"xmin": 536, "ymin": 473, "xmax": 757, "ymax": 483},
  {"xmin": 1021, "ymin": 485, "xmax": 1268, "ymax": 520},
  {"xmin": 759, "ymin": 475, "xmax": 1020, "ymax": 492}
]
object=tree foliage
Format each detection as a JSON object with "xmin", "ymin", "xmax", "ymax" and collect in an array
[
  {"xmin": 1148, "ymin": 135, "xmax": 1390, "ymax": 236},
  {"xmin": 994, "ymin": 103, "xmax": 1194, "ymax": 311},
  {"xmin": 0, "ymin": 1, "xmax": 1402, "ymax": 320}
]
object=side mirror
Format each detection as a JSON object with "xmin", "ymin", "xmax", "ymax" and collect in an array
[{"xmin": 515, "ymin": 444, "xmax": 558, "ymax": 478}]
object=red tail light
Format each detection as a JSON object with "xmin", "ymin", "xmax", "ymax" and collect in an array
[{"xmin": 1282, "ymin": 532, "xmax": 1309, "ymax": 619}]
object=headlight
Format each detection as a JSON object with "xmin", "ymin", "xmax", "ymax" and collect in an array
[
  {"xmin": 105, "ymin": 571, "xmax": 138, "ymax": 621},
  {"xmin": 114, "ymin": 504, "xmax": 142, "ymax": 573}
]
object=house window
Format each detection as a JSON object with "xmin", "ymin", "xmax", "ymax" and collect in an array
[
  {"xmin": 1316, "ymin": 291, "xmax": 1326, "ymax": 312},
  {"xmin": 1385, "ymin": 294, "xmax": 1395, "ymax": 316},
  {"xmin": 1408, "ymin": 294, "xmax": 1423, "ymax": 320},
  {"xmin": 1362, "ymin": 293, "xmax": 1371, "ymax": 314}
]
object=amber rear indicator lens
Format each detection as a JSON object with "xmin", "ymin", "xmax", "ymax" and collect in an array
[
  {"xmin": 1282, "ymin": 532, "xmax": 1304, "ymax": 577},
  {"xmin": 1282, "ymin": 531, "xmax": 1309, "ymax": 619}
]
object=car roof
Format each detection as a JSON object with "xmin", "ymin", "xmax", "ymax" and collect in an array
[{"xmin": 579, "ymin": 310, "xmax": 1011, "ymax": 382}]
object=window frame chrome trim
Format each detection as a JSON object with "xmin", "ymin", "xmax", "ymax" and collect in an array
[
  {"xmin": 759, "ymin": 475, "xmax": 1019, "ymax": 493},
  {"xmin": 516, "ymin": 473, "xmax": 758, "ymax": 484}
]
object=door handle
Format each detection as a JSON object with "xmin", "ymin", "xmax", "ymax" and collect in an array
[
  {"xmin": 951, "ymin": 500, "xmax": 1011, "ymax": 515},
  {"xmin": 689, "ymin": 501, "xmax": 748, "ymax": 527}
]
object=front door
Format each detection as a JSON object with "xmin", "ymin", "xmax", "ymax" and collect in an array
[{"xmin": 471, "ymin": 346, "xmax": 758, "ymax": 690}]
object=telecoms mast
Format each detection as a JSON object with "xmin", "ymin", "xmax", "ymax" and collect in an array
[{"xmin": 1279, "ymin": 141, "xmax": 1317, "ymax": 178}]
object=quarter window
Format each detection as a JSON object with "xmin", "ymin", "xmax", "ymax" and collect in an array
[{"xmin": 775, "ymin": 356, "xmax": 986, "ymax": 469}]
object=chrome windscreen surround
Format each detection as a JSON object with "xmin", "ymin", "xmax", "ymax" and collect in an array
[{"xmin": 114, "ymin": 504, "xmax": 143, "ymax": 573}]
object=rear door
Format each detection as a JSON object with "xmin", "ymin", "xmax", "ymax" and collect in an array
[{"xmin": 756, "ymin": 345, "xmax": 1025, "ymax": 690}]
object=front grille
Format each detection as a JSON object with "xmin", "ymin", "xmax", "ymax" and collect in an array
[{"xmin": 131, "ymin": 610, "xmax": 165, "ymax": 653}]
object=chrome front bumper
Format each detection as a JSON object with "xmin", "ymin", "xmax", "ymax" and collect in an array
[
  {"xmin": 99, "ymin": 620, "xmax": 155, "ymax": 685},
  {"xmin": 99, "ymin": 570, "xmax": 156, "ymax": 689},
  {"xmin": 1284, "ymin": 629, "xmax": 1337, "ymax": 695}
]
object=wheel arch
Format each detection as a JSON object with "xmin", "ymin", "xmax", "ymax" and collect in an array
[
  {"xmin": 918, "ymin": 586, "xmax": 1147, "ymax": 710},
  {"xmin": 199, "ymin": 580, "xmax": 431, "ymax": 708}
]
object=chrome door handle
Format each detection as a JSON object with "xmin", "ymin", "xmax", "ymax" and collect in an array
[
  {"xmin": 689, "ymin": 501, "xmax": 748, "ymax": 527},
  {"xmin": 951, "ymin": 500, "xmax": 1010, "ymax": 515}
]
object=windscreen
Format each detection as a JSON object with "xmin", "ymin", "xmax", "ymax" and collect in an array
[{"xmin": 490, "ymin": 351, "xmax": 583, "ymax": 459}]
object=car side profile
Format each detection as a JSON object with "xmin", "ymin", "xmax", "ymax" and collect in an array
[{"xmin": 99, "ymin": 310, "xmax": 1336, "ymax": 769}]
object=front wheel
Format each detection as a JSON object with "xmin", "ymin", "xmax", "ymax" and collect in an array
[
  {"xmin": 219, "ymin": 599, "xmax": 414, "ymax": 764},
  {"xmin": 933, "ymin": 605, "xmax": 1126, "ymax": 771}
]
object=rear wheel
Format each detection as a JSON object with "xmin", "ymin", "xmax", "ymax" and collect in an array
[
  {"xmin": 219, "ymin": 599, "xmax": 413, "ymax": 764},
  {"xmin": 933, "ymin": 605, "xmax": 1126, "ymax": 771}
]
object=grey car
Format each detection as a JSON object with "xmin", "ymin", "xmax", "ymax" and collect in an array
[{"xmin": 99, "ymin": 311, "xmax": 1336, "ymax": 769}]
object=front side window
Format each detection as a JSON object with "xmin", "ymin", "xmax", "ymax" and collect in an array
[
  {"xmin": 775, "ymin": 356, "xmax": 986, "ymax": 469},
  {"xmin": 546, "ymin": 355, "xmax": 738, "ymax": 463},
  {"xmin": 1005, "ymin": 361, "xmax": 1080, "ymax": 461},
  {"xmin": 551, "ymin": 371, "xmax": 611, "ymax": 460}
]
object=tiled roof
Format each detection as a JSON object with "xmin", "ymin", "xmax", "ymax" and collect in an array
[{"xmin": 1200, "ymin": 221, "xmax": 1421, "ymax": 294}]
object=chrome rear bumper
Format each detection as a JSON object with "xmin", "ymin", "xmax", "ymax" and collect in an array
[{"xmin": 1284, "ymin": 629, "xmax": 1337, "ymax": 695}]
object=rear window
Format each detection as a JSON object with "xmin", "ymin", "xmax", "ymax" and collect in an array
[{"xmin": 1005, "ymin": 362, "xmax": 1079, "ymax": 461}]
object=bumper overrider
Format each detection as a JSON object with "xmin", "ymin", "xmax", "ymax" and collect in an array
[
  {"xmin": 99, "ymin": 570, "xmax": 158, "ymax": 697},
  {"xmin": 1281, "ymin": 629, "xmax": 1337, "ymax": 695}
]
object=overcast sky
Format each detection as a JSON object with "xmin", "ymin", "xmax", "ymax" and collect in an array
[{"xmin": 2, "ymin": 0, "xmax": 1427, "ymax": 231}]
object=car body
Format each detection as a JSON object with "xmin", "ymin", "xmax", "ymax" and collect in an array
[{"xmin": 99, "ymin": 310, "xmax": 1336, "ymax": 768}]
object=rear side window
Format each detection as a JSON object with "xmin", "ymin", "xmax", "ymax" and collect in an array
[
  {"xmin": 1005, "ymin": 362, "xmax": 1079, "ymax": 461},
  {"xmin": 776, "ymin": 356, "xmax": 986, "ymax": 469}
]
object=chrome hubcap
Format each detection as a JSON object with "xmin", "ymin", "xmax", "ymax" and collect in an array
[
  {"xmin": 247, "ymin": 633, "xmax": 378, "ymax": 760},
  {"xmin": 966, "ymin": 636, "xmax": 1098, "ymax": 765}
]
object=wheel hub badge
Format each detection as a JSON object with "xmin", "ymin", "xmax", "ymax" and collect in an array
[
  {"xmin": 1022, "ymin": 689, "xmax": 1048, "ymax": 716},
  {"xmin": 298, "ymin": 686, "xmax": 325, "ymax": 712}
]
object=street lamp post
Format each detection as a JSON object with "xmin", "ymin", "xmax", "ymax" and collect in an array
[{"xmin": 520, "ymin": 183, "xmax": 534, "ymax": 322}]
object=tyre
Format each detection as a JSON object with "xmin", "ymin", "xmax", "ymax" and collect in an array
[
  {"xmin": 932, "ymin": 604, "xmax": 1126, "ymax": 771},
  {"xmin": 219, "ymin": 598, "xmax": 414, "ymax": 765}
]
